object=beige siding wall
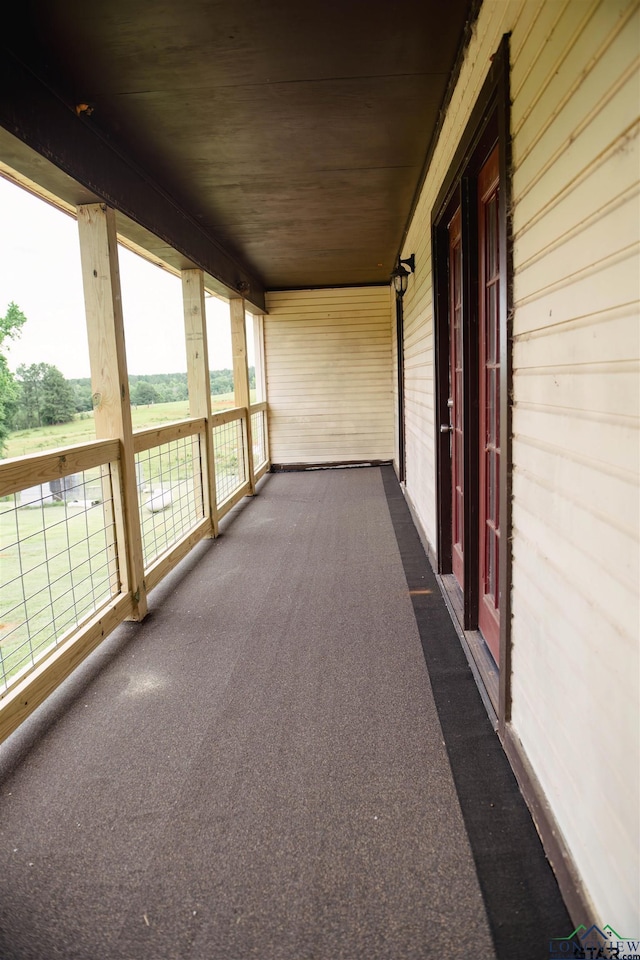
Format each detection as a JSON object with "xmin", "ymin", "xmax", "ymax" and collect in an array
[
  {"xmin": 510, "ymin": 0, "xmax": 639, "ymax": 929},
  {"xmin": 391, "ymin": 295, "xmax": 400, "ymax": 469},
  {"xmin": 264, "ymin": 287, "xmax": 394, "ymax": 464},
  {"xmin": 400, "ymin": 0, "xmax": 639, "ymax": 928}
]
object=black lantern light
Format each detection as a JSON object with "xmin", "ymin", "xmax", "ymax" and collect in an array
[{"xmin": 391, "ymin": 254, "xmax": 415, "ymax": 297}]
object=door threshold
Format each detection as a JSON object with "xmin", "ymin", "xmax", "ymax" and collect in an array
[{"xmin": 437, "ymin": 574, "xmax": 499, "ymax": 727}]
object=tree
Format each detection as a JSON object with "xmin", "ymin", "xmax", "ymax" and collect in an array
[
  {"xmin": 40, "ymin": 366, "xmax": 77, "ymax": 425},
  {"xmin": 210, "ymin": 368, "xmax": 234, "ymax": 395},
  {"xmin": 0, "ymin": 302, "xmax": 27, "ymax": 345},
  {"xmin": 15, "ymin": 362, "xmax": 48, "ymax": 429},
  {"xmin": 14, "ymin": 362, "xmax": 76, "ymax": 428},
  {"xmin": 132, "ymin": 381, "xmax": 159, "ymax": 405},
  {"xmin": 0, "ymin": 302, "xmax": 27, "ymax": 454},
  {"xmin": 73, "ymin": 382, "xmax": 93, "ymax": 413},
  {"xmin": 0, "ymin": 356, "xmax": 19, "ymax": 451}
]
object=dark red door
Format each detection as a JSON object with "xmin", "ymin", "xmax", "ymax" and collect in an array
[
  {"xmin": 477, "ymin": 145, "xmax": 501, "ymax": 662},
  {"xmin": 448, "ymin": 207, "xmax": 464, "ymax": 589}
]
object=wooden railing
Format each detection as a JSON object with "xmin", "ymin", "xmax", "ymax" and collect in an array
[
  {"xmin": 250, "ymin": 401, "xmax": 270, "ymax": 479},
  {"xmin": 0, "ymin": 403, "xmax": 269, "ymax": 743},
  {"xmin": 212, "ymin": 406, "xmax": 252, "ymax": 518},
  {"xmin": 133, "ymin": 417, "xmax": 211, "ymax": 592}
]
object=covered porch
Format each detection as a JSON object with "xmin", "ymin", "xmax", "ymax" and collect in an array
[
  {"xmin": 0, "ymin": 466, "xmax": 569, "ymax": 959},
  {"xmin": 1, "ymin": 0, "xmax": 638, "ymax": 944}
]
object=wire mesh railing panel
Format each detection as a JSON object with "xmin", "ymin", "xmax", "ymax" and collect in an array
[
  {"xmin": 213, "ymin": 416, "xmax": 247, "ymax": 504},
  {"xmin": 135, "ymin": 432, "xmax": 205, "ymax": 569},
  {"xmin": 251, "ymin": 408, "xmax": 267, "ymax": 472},
  {"xmin": 0, "ymin": 465, "xmax": 120, "ymax": 692}
]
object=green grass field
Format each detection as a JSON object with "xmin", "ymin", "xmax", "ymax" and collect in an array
[
  {"xmin": 0, "ymin": 394, "xmax": 255, "ymax": 690},
  {"xmin": 4, "ymin": 393, "xmax": 241, "ymax": 459},
  {"xmin": 0, "ymin": 497, "xmax": 115, "ymax": 688}
]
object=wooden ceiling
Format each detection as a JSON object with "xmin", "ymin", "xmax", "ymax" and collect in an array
[{"xmin": 1, "ymin": 0, "xmax": 474, "ymax": 307}]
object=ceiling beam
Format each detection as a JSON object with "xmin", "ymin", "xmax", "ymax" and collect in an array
[{"xmin": 0, "ymin": 49, "xmax": 266, "ymax": 312}]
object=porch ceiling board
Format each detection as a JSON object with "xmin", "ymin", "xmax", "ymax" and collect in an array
[{"xmin": 1, "ymin": 0, "xmax": 473, "ymax": 293}]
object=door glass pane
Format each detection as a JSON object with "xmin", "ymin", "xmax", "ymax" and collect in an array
[
  {"xmin": 477, "ymin": 145, "xmax": 501, "ymax": 660},
  {"xmin": 487, "ymin": 527, "xmax": 494, "ymax": 597},
  {"xmin": 448, "ymin": 207, "xmax": 464, "ymax": 584},
  {"xmin": 487, "ymin": 195, "xmax": 498, "ymax": 278},
  {"xmin": 489, "ymin": 450, "xmax": 495, "ymax": 520},
  {"xmin": 494, "ymin": 374, "xmax": 500, "ymax": 453},
  {"xmin": 487, "ymin": 283, "xmax": 497, "ymax": 361},
  {"xmin": 487, "ymin": 367, "xmax": 498, "ymax": 447}
]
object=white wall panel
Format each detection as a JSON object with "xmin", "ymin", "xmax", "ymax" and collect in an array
[
  {"xmin": 264, "ymin": 287, "xmax": 393, "ymax": 465},
  {"xmin": 509, "ymin": 0, "xmax": 639, "ymax": 924}
]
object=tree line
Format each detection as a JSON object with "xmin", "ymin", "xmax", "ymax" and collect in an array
[
  {"xmin": 70, "ymin": 367, "xmax": 254, "ymax": 412},
  {"xmin": 0, "ymin": 301, "xmax": 255, "ymax": 455}
]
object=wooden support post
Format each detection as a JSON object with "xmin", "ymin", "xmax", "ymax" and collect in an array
[
  {"xmin": 77, "ymin": 203, "xmax": 148, "ymax": 620},
  {"xmin": 182, "ymin": 269, "xmax": 219, "ymax": 537},
  {"xmin": 230, "ymin": 298, "xmax": 256, "ymax": 493},
  {"xmin": 252, "ymin": 313, "xmax": 270, "ymax": 464},
  {"xmin": 252, "ymin": 313, "xmax": 266, "ymax": 401}
]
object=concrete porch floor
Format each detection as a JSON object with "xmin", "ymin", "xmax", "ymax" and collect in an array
[{"xmin": 0, "ymin": 466, "xmax": 570, "ymax": 960}]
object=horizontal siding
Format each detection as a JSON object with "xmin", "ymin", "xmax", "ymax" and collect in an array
[
  {"xmin": 391, "ymin": 290, "xmax": 399, "ymax": 471},
  {"xmin": 264, "ymin": 287, "xmax": 394, "ymax": 464},
  {"xmin": 512, "ymin": 5, "xmax": 639, "ymax": 212},
  {"xmin": 399, "ymin": 0, "xmax": 639, "ymax": 929},
  {"xmin": 400, "ymin": 204, "xmax": 437, "ymax": 546},
  {"xmin": 510, "ymin": 0, "xmax": 640, "ymax": 929}
]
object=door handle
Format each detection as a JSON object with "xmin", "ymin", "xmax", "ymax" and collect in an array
[{"xmin": 440, "ymin": 424, "xmax": 452, "ymax": 433}]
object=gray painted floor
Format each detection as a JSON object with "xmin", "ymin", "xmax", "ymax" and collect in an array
[{"xmin": 0, "ymin": 468, "xmax": 496, "ymax": 960}]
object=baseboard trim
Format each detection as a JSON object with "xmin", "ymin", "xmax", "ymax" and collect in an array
[
  {"xmin": 399, "ymin": 475, "xmax": 596, "ymax": 932},
  {"xmin": 402, "ymin": 486, "xmax": 499, "ymax": 723},
  {"xmin": 401, "ymin": 485, "xmax": 438, "ymax": 569},
  {"xmin": 502, "ymin": 723, "xmax": 597, "ymax": 930},
  {"xmin": 271, "ymin": 459, "xmax": 392, "ymax": 472}
]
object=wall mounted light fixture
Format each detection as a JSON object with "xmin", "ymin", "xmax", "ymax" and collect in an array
[{"xmin": 391, "ymin": 254, "xmax": 415, "ymax": 298}]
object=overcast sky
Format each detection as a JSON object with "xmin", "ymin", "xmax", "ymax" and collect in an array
[{"xmin": 0, "ymin": 176, "xmax": 246, "ymax": 378}]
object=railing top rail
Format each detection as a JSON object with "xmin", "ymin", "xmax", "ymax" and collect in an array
[
  {"xmin": 249, "ymin": 401, "xmax": 267, "ymax": 414},
  {"xmin": 132, "ymin": 416, "xmax": 207, "ymax": 455},
  {"xmin": 211, "ymin": 406, "xmax": 247, "ymax": 428},
  {"xmin": 0, "ymin": 438, "xmax": 120, "ymax": 499}
]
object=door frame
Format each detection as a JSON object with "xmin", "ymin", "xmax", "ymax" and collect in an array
[
  {"xmin": 431, "ymin": 35, "xmax": 513, "ymax": 728},
  {"xmin": 477, "ymin": 144, "xmax": 502, "ymax": 661},
  {"xmin": 447, "ymin": 206, "xmax": 465, "ymax": 589},
  {"xmin": 395, "ymin": 292, "xmax": 406, "ymax": 483}
]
